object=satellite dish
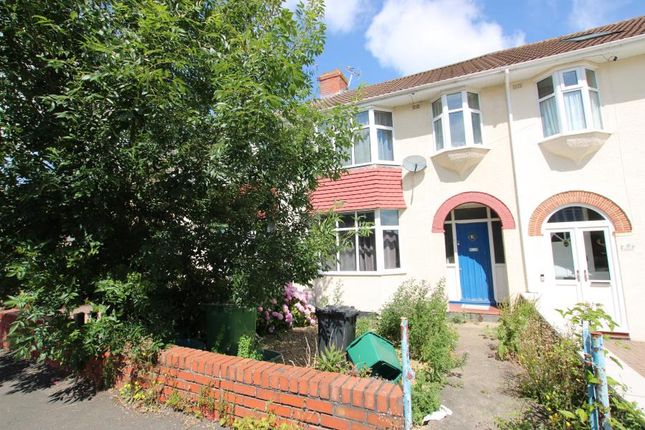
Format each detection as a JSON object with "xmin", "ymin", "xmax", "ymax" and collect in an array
[{"xmin": 402, "ymin": 155, "xmax": 427, "ymax": 173}]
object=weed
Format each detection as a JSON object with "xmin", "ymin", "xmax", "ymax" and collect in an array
[
  {"xmin": 232, "ymin": 415, "xmax": 303, "ymax": 429},
  {"xmin": 315, "ymin": 345, "xmax": 351, "ymax": 374},
  {"xmin": 355, "ymin": 314, "xmax": 378, "ymax": 337},
  {"xmin": 165, "ymin": 389, "xmax": 186, "ymax": 412},
  {"xmin": 237, "ymin": 334, "xmax": 262, "ymax": 360}
]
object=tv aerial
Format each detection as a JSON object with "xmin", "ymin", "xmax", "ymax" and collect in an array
[{"xmin": 346, "ymin": 66, "xmax": 361, "ymax": 89}]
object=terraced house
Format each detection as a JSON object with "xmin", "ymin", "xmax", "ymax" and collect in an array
[{"xmin": 310, "ymin": 16, "xmax": 645, "ymax": 341}]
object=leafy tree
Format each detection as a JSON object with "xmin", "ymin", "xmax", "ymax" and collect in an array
[{"xmin": 0, "ymin": 0, "xmax": 354, "ymax": 368}]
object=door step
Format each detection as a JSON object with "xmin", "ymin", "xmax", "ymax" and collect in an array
[{"xmin": 448, "ymin": 303, "xmax": 500, "ymax": 322}]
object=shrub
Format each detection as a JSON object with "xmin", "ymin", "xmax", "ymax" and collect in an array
[
  {"xmin": 257, "ymin": 283, "xmax": 316, "ymax": 335},
  {"xmin": 355, "ymin": 314, "xmax": 377, "ymax": 338},
  {"xmin": 314, "ymin": 345, "xmax": 351, "ymax": 374},
  {"xmin": 496, "ymin": 300, "xmax": 645, "ymax": 429},
  {"xmin": 412, "ymin": 366, "xmax": 441, "ymax": 425},
  {"xmin": 377, "ymin": 279, "xmax": 457, "ymax": 381},
  {"xmin": 496, "ymin": 297, "xmax": 539, "ymax": 359}
]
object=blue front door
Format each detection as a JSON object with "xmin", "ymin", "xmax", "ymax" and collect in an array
[{"xmin": 456, "ymin": 222, "xmax": 494, "ymax": 304}]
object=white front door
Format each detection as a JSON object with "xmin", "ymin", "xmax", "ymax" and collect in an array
[{"xmin": 548, "ymin": 226, "xmax": 626, "ymax": 332}]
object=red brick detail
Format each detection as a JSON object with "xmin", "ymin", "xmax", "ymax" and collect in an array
[
  {"xmin": 2, "ymin": 340, "xmax": 403, "ymax": 430},
  {"xmin": 432, "ymin": 192, "xmax": 516, "ymax": 232},
  {"xmin": 311, "ymin": 166, "xmax": 406, "ymax": 212},
  {"xmin": 0, "ymin": 309, "xmax": 19, "ymax": 349},
  {"xmin": 528, "ymin": 191, "xmax": 632, "ymax": 236},
  {"xmin": 318, "ymin": 69, "xmax": 348, "ymax": 98}
]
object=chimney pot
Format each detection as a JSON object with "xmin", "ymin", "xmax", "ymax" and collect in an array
[{"xmin": 318, "ymin": 69, "xmax": 348, "ymax": 98}]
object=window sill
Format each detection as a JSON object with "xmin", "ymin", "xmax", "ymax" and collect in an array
[
  {"xmin": 430, "ymin": 145, "xmax": 490, "ymax": 177},
  {"xmin": 320, "ymin": 269, "xmax": 407, "ymax": 277},
  {"xmin": 342, "ymin": 161, "xmax": 400, "ymax": 169},
  {"xmin": 538, "ymin": 129, "xmax": 611, "ymax": 165}
]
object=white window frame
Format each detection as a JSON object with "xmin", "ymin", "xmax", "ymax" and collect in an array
[
  {"xmin": 323, "ymin": 209, "xmax": 403, "ymax": 275},
  {"xmin": 431, "ymin": 90, "xmax": 483, "ymax": 152},
  {"xmin": 536, "ymin": 66, "xmax": 603, "ymax": 138},
  {"xmin": 343, "ymin": 109, "xmax": 396, "ymax": 167}
]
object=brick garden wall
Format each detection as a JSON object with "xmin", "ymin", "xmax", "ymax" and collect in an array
[
  {"xmin": 130, "ymin": 346, "xmax": 404, "ymax": 430},
  {"xmin": 0, "ymin": 312, "xmax": 404, "ymax": 430}
]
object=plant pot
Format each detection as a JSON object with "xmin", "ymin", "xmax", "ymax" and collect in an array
[{"xmin": 201, "ymin": 304, "xmax": 256, "ymax": 355}]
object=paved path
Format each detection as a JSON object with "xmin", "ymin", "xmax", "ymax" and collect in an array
[
  {"xmin": 0, "ymin": 351, "xmax": 222, "ymax": 430},
  {"xmin": 426, "ymin": 322, "xmax": 528, "ymax": 430}
]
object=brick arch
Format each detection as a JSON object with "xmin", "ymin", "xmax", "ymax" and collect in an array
[
  {"xmin": 432, "ymin": 192, "xmax": 516, "ymax": 233},
  {"xmin": 528, "ymin": 191, "xmax": 632, "ymax": 236}
]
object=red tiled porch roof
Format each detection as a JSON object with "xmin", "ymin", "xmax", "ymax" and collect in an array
[{"xmin": 311, "ymin": 166, "xmax": 406, "ymax": 212}]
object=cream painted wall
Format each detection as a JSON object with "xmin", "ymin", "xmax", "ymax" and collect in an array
[
  {"xmin": 313, "ymin": 52, "xmax": 645, "ymax": 341},
  {"xmin": 508, "ymin": 54, "xmax": 645, "ymax": 339}
]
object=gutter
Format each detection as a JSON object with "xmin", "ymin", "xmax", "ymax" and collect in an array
[
  {"xmin": 352, "ymin": 33, "xmax": 645, "ymax": 108},
  {"xmin": 504, "ymin": 68, "xmax": 531, "ymax": 295}
]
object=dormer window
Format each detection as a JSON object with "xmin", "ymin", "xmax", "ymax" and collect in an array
[
  {"xmin": 537, "ymin": 67, "xmax": 603, "ymax": 137},
  {"xmin": 432, "ymin": 91, "xmax": 482, "ymax": 151},
  {"xmin": 342, "ymin": 109, "xmax": 394, "ymax": 167}
]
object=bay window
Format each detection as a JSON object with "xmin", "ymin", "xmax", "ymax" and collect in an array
[
  {"xmin": 326, "ymin": 210, "xmax": 401, "ymax": 272},
  {"xmin": 343, "ymin": 110, "xmax": 394, "ymax": 166},
  {"xmin": 432, "ymin": 91, "xmax": 482, "ymax": 151},
  {"xmin": 537, "ymin": 67, "xmax": 603, "ymax": 138}
]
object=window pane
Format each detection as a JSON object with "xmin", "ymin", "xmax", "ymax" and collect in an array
[
  {"xmin": 355, "ymin": 111, "xmax": 369, "ymax": 125},
  {"xmin": 537, "ymin": 77, "xmax": 554, "ymax": 99},
  {"xmin": 471, "ymin": 112, "xmax": 482, "ymax": 144},
  {"xmin": 340, "ymin": 145, "xmax": 352, "ymax": 167},
  {"xmin": 377, "ymin": 129, "xmax": 394, "ymax": 161},
  {"xmin": 432, "ymin": 99, "xmax": 443, "ymax": 118},
  {"xmin": 449, "ymin": 111, "xmax": 466, "ymax": 147},
  {"xmin": 338, "ymin": 213, "xmax": 355, "ymax": 228},
  {"xmin": 563, "ymin": 90, "xmax": 587, "ymax": 131},
  {"xmin": 356, "ymin": 211, "xmax": 375, "ymax": 224},
  {"xmin": 374, "ymin": 111, "xmax": 393, "ymax": 126},
  {"xmin": 492, "ymin": 221, "xmax": 505, "ymax": 264},
  {"xmin": 446, "ymin": 92, "xmax": 462, "ymax": 110},
  {"xmin": 539, "ymin": 96, "xmax": 560, "ymax": 137},
  {"xmin": 467, "ymin": 92, "xmax": 480, "ymax": 110},
  {"xmin": 339, "ymin": 232, "xmax": 357, "ymax": 271},
  {"xmin": 562, "ymin": 70, "xmax": 578, "ymax": 87},
  {"xmin": 444, "ymin": 224, "xmax": 454, "ymax": 264},
  {"xmin": 434, "ymin": 119, "xmax": 444, "ymax": 150},
  {"xmin": 359, "ymin": 231, "xmax": 377, "ymax": 271},
  {"xmin": 383, "ymin": 230, "xmax": 400, "ymax": 269},
  {"xmin": 354, "ymin": 128, "xmax": 371, "ymax": 164},
  {"xmin": 548, "ymin": 206, "xmax": 605, "ymax": 223},
  {"xmin": 381, "ymin": 210, "xmax": 399, "ymax": 226},
  {"xmin": 551, "ymin": 231, "xmax": 576, "ymax": 280},
  {"xmin": 583, "ymin": 230, "xmax": 611, "ymax": 281},
  {"xmin": 454, "ymin": 207, "xmax": 488, "ymax": 220},
  {"xmin": 590, "ymin": 90, "xmax": 603, "ymax": 129},
  {"xmin": 586, "ymin": 69, "xmax": 598, "ymax": 89}
]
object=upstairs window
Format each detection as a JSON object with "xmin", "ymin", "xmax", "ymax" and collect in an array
[
  {"xmin": 432, "ymin": 91, "xmax": 482, "ymax": 151},
  {"xmin": 343, "ymin": 110, "xmax": 394, "ymax": 166},
  {"xmin": 537, "ymin": 67, "xmax": 603, "ymax": 138}
]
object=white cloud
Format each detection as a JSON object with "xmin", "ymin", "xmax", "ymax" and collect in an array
[
  {"xmin": 568, "ymin": 0, "xmax": 631, "ymax": 30},
  {"xmin": 365, "ymin": 0, "xmax": 525, "ymax": 76},
  {"xmin": 284, "ymin": 0, "xmax": 369, "ymax": 34}
]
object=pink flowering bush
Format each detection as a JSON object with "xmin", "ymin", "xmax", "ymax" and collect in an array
[{"xmin": 257, "ymin": 283, "xmax": 317, "ymax": 335}]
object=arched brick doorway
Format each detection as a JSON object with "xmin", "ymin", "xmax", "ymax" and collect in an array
[
  {"xmin": 432, "ymin": 192, "xmax": 516, "ymax": 233},
  {"xmin": 528, "ymin": 191, "xmax": 631, "ymax": 236}
]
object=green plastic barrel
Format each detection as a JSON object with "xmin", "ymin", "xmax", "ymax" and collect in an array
[
  {"xmin": 346, "ymin": 331, "xmax": 402, "ymax": 381},
  {"xmin": 201, "ymin": 304, "xmax": 256, "ymax": 355}
]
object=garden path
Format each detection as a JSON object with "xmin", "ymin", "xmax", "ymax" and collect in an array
[{"xmin": 425, "ymin": 321, "xmax": 528, "ymax": 430}]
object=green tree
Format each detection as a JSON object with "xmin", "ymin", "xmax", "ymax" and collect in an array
[{"xmin": 0, "ymin": 0, "xmax": 354, "ymax": 368}]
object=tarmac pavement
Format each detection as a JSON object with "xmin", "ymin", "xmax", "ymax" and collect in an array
[{"xmin": 0, "ymin": 351, "xmax": 222, "ymax": 430}]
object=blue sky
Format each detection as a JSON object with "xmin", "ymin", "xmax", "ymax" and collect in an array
[{"xmin": 287, "ymin": 0, "xmax": 645, "ymax": 87}]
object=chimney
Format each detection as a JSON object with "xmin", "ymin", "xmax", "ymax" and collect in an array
[{"xmin": 318, "ymin": 69, "xmax": 348, "ymax": 98}]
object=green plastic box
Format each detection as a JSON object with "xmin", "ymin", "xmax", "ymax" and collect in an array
[{"xmin": 346, "ymin": 331, "xmax": 402, "ymax": 381}]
